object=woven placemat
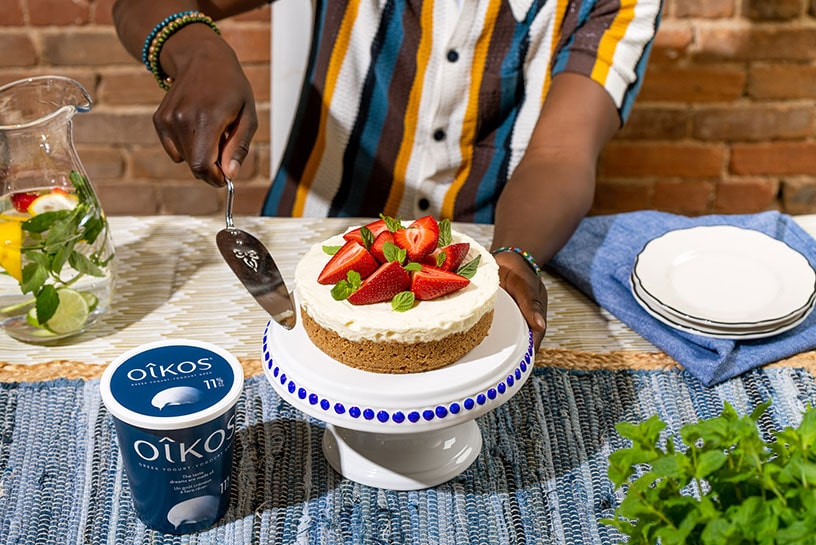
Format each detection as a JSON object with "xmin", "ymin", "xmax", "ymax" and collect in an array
[
  {"xmin": 4, "ymin": 348, "xmax": 816, "ymax": 383},
  {"xmin": 2, "ymin": 362, "xmax": 815, "ymax": 544}
]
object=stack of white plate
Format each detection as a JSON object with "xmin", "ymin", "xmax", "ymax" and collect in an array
[{"xmin": 630, "ymin": 225, "xmax": 816, "ymax": 340}]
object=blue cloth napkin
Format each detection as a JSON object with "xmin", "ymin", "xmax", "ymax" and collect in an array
[{"xmin": 548, "ymin": 210, "xmax": 816, "ymax": 386}]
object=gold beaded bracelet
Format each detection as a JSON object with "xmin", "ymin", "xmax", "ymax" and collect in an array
[{"xmin": 144, "ymin": 11, "xmax": 220, "ymax": 90}]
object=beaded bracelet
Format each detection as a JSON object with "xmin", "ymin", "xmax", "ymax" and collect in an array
[
  {"xmin": 140, "ymin": 10, "xmax": 197, "ymax": 69},
  {"xmin": 144, "ymin": 11, "xmax": 221, "ymax": 90},
  {"xmin": 491, "ymin": 246, "xmax": 543, "ymax": 276}
]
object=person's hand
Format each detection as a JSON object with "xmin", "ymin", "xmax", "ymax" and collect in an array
[
  {"xmin": 493, "ymin": 251, "xmax": 547, "ymax": 353},
  {"xmin": 152, "ymin": 24, "xmax": 258, "ymax": 187}
]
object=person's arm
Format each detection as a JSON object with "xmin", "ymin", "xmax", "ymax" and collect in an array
[
  {"xmin": 112, "ymin": 0, "xmax": 268, "ymax": 186},
  {"xmin": 492, "ymin": 72, "xmax": 619, "ymax": 350}
]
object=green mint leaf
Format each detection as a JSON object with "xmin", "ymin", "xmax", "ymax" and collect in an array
[
  {"xmin": 22, "ymin": 210, "xmax": 64, "ymax": 233},
  {"xmin": 438, "ymin": 218, "xmax": 452, "ymax": 246},
  {"xmin": 404, "ymin": 262, "xmax": 422, "ymax": 272},
  {"xmin": 82, "ymin": 214, "xmax": 104, "ymax": 245},
  {"xmin": 360, "ymin": 226, "xmax": 374, "ymax": 249},
  {"xmin": 331, "ymin": 280, "xmax": 353, "ymax": 300},
  {"xmin": 35, "ymin": 284, "xmax": 59, "ymax": 324},
  {"xmin": 323, "ymin": 245, "xmax": 342, "ymax": 255},
  {"xmin": 380, "ymin": 214, "xmax": 403, "ymax": 232},
  {"xmin": 51, "ymin": 240, "xmax": 76, "ymax": 275},
  {"xmin": 347, "ymin": 270, "xmax": 361, "ymax": 290},
  {"xmin": 383, "ymin": 241, "xmax": 406, "ymax": 264},
  {"xmin": 69, "ymin": 251, "xmax": 104, "ymax": 277},
  {"xmin": 391, "ymin": 291, "xmax": 415, "ymax": 311},
  {"xmin": 20, "ymin": 262, "xmax": 48, "ymax": 295},
  {"xmin": 456, "ymin": 255, "xmax": 480, "ymax": 279},
  {"xmin": 435, "ymin": 251, "xmax": 446, "ymax": 268}
]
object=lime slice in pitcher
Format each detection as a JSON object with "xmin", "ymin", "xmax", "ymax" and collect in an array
[{"xmin": 44, "ymin": 288, "xmax": 90, "ymax": 334}]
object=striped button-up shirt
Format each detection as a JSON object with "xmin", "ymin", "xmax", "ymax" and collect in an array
[{"xmin": 262, "ymin": 0, "xmax": 662, "ymax": 223}]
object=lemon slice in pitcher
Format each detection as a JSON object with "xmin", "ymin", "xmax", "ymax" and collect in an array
[
  {"xmin": 27, "ymin": 191, "xmax": 78, "ymax": 215},
  {"xmin": 0, "ymin": 220, "xmax": 22, "ymax": 281}
]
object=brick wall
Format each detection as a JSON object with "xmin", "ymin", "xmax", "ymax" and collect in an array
[{"xmin": 3, "ymin": 0, "xmax": 816, "ymax": 218}]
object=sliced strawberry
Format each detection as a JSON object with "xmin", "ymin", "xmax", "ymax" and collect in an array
[
  {"xmin": 10, "ymin": 192, "xmax": 39, "ymax": 213},
  {"xmin": 343, "ymin": 219, "xmax": 390, "ymax": 246},
  {"xmin": 318, "ymin": 240, "xmax": 379, "ymax": 285},
  {"xmin": 348, "ymin": 260, "xmax": 411, "ymax": 305},
  {"xmin": 423, "ymin": 242, "xmax": 470, "ymax": 271},
  {"xmin": 410, "ymin": 265, "xmax": 470, "ymax": 301},
  {"xmin": 369, "ymin": 230, "xmax": 396, "ymax": 264},
  {"xmin": 393, "ymin": 215, "xmax": 439, "ymax": 262}
]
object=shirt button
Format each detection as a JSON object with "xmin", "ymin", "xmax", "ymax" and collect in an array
[
  {"xmin": 418, "ymin": 198, "xmax": 430, "ymax": 211},
  {"xmin": 447, "ymin": 49, "xmax": 459, "ymax": 63},
  {"xmin": 433, "ymin": 129, "xmax": 446, "ymax": 141}
]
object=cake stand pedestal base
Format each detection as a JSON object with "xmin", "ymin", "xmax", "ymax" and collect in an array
[{"xmin": 322, "ymin": 420, "xmax": 482, "ymax": 490}]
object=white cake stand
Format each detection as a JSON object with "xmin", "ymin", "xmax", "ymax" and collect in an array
[{"xmin": 261, "ymin": 289, "xmax": 534, "ymax": 490}]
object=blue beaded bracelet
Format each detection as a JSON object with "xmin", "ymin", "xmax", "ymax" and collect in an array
[
  {"xmin": 491, "ymin": 246, "xmax": 543, "ymax": 276},
  {"xmin": 141, "ymin": 10, "xmax": 197, "ymax": 70}
]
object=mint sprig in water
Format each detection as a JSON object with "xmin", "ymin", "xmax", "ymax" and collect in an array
[
  {"xmin": 603, "ymin": 401, "xmax": 816, "ymax": 545},
  {"xmin": 15, "ymin": 171, "xmax": 109, "ymax": 324}
]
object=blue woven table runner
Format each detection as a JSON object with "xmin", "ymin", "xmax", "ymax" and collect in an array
[{"xmin": 1, "ymin": 366, "xmax": 815, "ymax": 544}]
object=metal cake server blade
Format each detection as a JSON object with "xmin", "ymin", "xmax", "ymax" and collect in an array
[{"xmin": 216, "ymin": 176, "xmax": 296, "ymax": 329}]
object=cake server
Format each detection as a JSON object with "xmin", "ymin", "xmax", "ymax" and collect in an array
[{"xmin": 216, "ymin": 176, "xmax": 296, "ymax": 329}]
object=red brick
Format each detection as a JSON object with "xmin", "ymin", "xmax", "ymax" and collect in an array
[
  {"xmin": 781, "ymin": 177, "xmax": 816, "ymax": 214},
  {"xmin": 255, "ymin": 104, "xmax": 270, "ymax": 144},
  {"xmin": 648, "ymin": 23, "xmax": 693, "ymax": 65},
  {"xmin": 639, "ymin": 65, "xmax": 745, "ymax": 102},
  {"xmin": 617, "ymin": 107, "xmax": 690, "ymax": 140},
  {"xmin": 600, "ymin": 142, "xmax": 726, "ymax": 178},
  {"xmin": 231, "ymin": 4, "xmax": 271, "ymax": 23},
  {"xmin": 97, "ymin": 68, "xmax": 165, "ymax": 106},
  {"xmin": 0, "ymin": 33, "xmax": 37, "ymax": 67},
  {"xmin": 744, "ymin": 0, "xmax": 801, "ymax": 21},
  {"xmin": 73, "ymin": 110, "xmax": 158, "ymax": 145},
  {"xmin": 713, "ymin": 177, "xmax": 780, "ymax": 213},
  {"xmin": 653, "ymin": 179, "xmax": 716, "ymax": 215},
  {"xmin": 590, "ymin": 179, "xmax": 654, "ymax": 214},
  {"xmin": 41, "ymin": 30, "xmax": 134, "ymax": 66},
  {"xmin": 28, "ymin": 0, "xmax": 90, "ymax": 25},
  {"xmin": 673, "ymin": 0, "xmax": 734, "ymax": 18},
  {"xmin": 693, "ymin": 105, "xmax": 813, "ymax": 141},
  {"xmin": 0, "ymin": 0, "xmax": 25, "ymax": 25},
  {"xmin": 95, "ymin": 180, "xmax": 160, "ymax": 215},
  {"xmin": 696, "ymin": 26, "xmax": 816, "ymax": 62},
  {"xmin": 220, "ymin": 25, "xmax": 270, "ymax": 63},
  {"xmin": 730, "ymin": 142, "xmax": 816, "ymax": 175},
  {"xmin": 748, "ymin": 64, "xmax": 816, "ymax": 100},
  {"xmin": 243, "ymin": 63, "xmax": 270, "ymax": 102},
  {"xmin": 158, "ymin": 181, "xmax": 222, "ymax": 215},
  {"xmin": 256, "ymin": 143, "xmax": 271, "ymax": 178},
  {"xmin": 129, "ymin": 147, "xmax": 191, "ymax": 179},
  {"xmin": 76, "ymin": 146, "xmax": 126, "ymax": 180},
  {"xmin": 92, "ymin": 0, "xmax": 115, "ymax": 24},
  {"xmin": 232, "ymin": 179, "xmax": 270, "ymax": 215}
]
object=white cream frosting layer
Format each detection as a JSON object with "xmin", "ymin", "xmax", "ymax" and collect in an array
[{"xmin": 295, "ymin": 230, "xmax": 499, "ymax": 343}]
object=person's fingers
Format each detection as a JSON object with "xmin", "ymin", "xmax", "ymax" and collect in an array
[
  {"xmin": 219, "ymin": 104, "xmax": 258, "ymax": 181},
  {"xmin": 496, "ymin": 255, "xmax": 548, "ymax": 353}
]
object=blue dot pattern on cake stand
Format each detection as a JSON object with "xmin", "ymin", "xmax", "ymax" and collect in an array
[{"xmin": 261, "ymin": 322, "xmax": 534, "ymax": 427}]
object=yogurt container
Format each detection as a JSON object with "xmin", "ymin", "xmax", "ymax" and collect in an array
[{"xmin": 100, "ymin": 339, "xmax": 244, "ymax": 534}]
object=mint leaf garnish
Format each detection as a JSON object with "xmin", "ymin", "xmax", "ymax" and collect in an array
[
  {"xmin": 323, "ymin": 245, "xmax": 342, "ymax": 255},
  {"xmin": 383, "ymin": 241, "xmax": 406, "ymax": 264},
  {"xmin": 391, "ymin": 291, "xmax": 415, "ymax": 312},
  {"xmin": 456, "ymin": 255, "xmax": 480, "ymax": 279},
  {"xmin": 404, "ymin": 262, "xmax": 422, "ymax": 272},
  {"xmin": 438, "ymin": 218, "xmax": 452, "ymax": 247},
  {"xmin": 360, "ymin": 226, "xmax": 374, "ymax": 249},
  {"xmin": 380, "ymin": 214, "xmax": 403, "ymax": 232},
  {"xmin": 435, "ymin": 251, "xmax": 446, "ymax": 268}
]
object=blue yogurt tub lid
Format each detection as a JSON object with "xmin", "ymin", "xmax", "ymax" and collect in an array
[{"xmin": 100, "ymin": 339, "xmax": 244, "ymax": 430}]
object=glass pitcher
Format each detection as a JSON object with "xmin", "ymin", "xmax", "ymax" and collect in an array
[{"xmin": 0, "ymin": 76, "xmax": 116, "ymax": 344}]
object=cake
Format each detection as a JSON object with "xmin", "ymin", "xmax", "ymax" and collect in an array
[{"xmin": 294, "ymin": 216, "xmax": 499, "ymax": 373}]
